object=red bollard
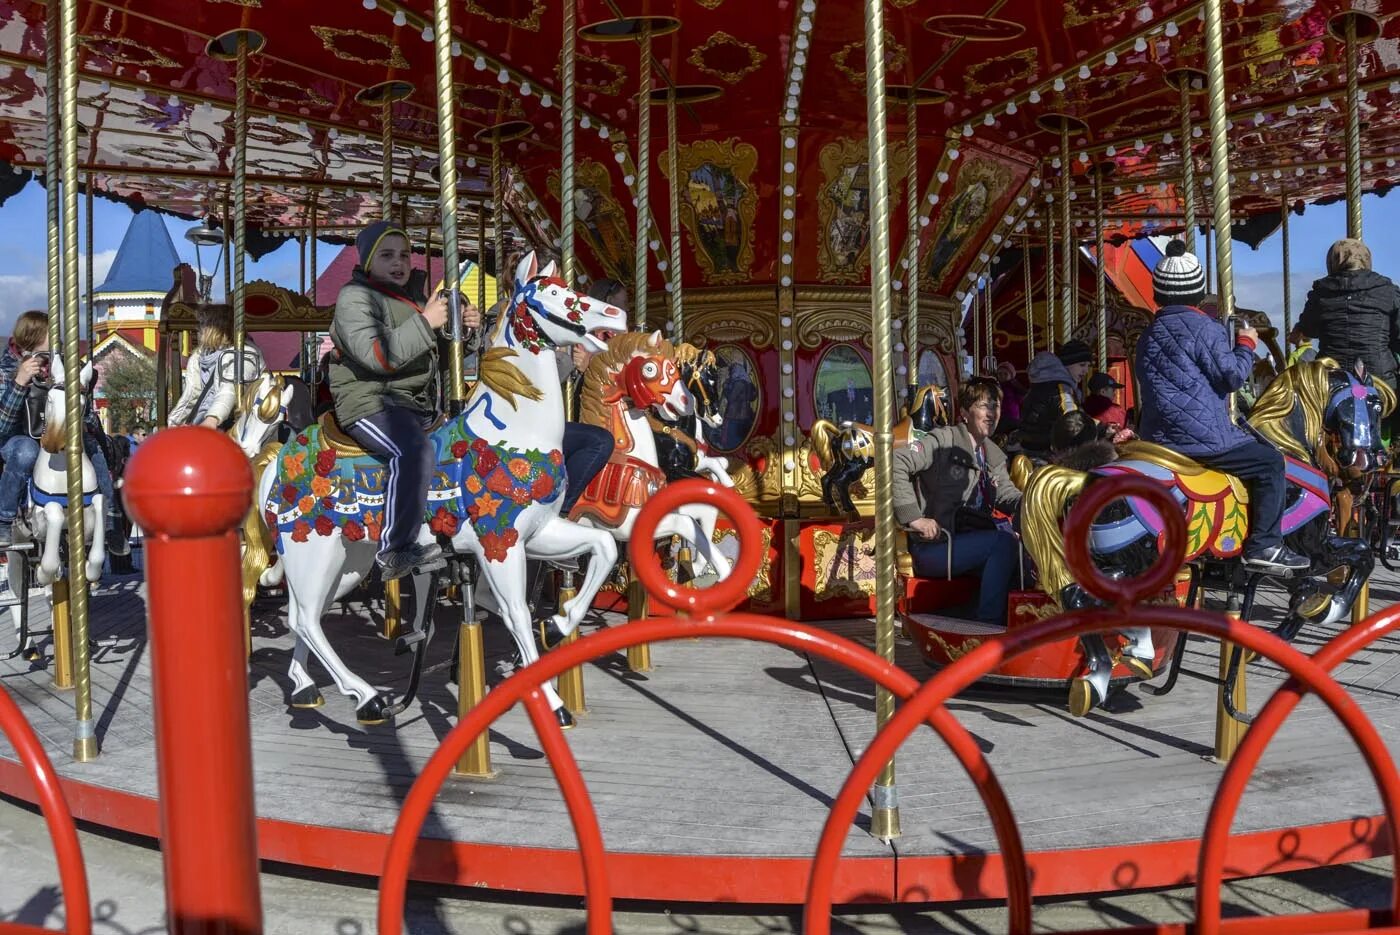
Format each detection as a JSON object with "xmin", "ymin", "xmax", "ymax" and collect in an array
[{"xmin": 123, "ymin": 427, "xmax": 262, "ymax": 934}]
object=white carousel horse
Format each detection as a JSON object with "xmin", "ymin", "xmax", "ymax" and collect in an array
[
  {"xmin": 257, "ymin": 252, "xmax": 623, "ymax": 724},
  {"xmin": 232, "ymin": 373, "xmax": 298, "ymax": 604},
  {"xmin": 571, "ymin": 332, "xmax": 733, "ymax": 582}
]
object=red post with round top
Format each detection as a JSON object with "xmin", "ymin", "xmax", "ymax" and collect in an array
[{"xmin": 123, "ymin": 427, "xmax": 262, "ymax": 933}]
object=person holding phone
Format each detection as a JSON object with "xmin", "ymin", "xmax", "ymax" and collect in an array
[
  {"xmin": 329, "ymin": 220, "xmax": 480, "ymax": 579},
  {"xmin": 0, "ymin": 310, "xmax": 119, "ymax": 551}
]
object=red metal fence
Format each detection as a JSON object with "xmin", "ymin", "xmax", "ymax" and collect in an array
[{"xmin": 7, "ymin": 428, "xmax": 1400, "ymax": 934}]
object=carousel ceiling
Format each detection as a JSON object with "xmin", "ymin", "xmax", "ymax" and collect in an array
[{"xmin": 0, "ymin": 0, "xmax": 1396, "ymax": 295}]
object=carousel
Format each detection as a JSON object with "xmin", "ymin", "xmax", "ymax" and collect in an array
[{"xmin": 2, "ymin": 0, "xmax": 1400, "ymax": 924}]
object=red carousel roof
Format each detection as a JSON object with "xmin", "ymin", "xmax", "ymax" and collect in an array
[{"xmin": 0, "ymin": 1, "xmax": 1395, "ymax": 298}]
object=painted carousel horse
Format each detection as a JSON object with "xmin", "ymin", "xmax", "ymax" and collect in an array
[
  {"xmin": 650, "ymin": 344, "xmax": 735, "ymax": 488},
  {"xmin": 811, "ymin": 384, "xmax": 950, "ymax": 519},
  {"xmin": 569, "ymin": 331, "xmax": 733, "ymax": 583},
  {"xmin": 257, "ymin": 252, "xmax": 623, "ymax": 725},
  {"xmin": 1022, "ymin": 357, "xmax": 1389, "ymax": 716},
  {"xmin": 232, "ymin": 373, "xmax": 300, "ymax": 609}
]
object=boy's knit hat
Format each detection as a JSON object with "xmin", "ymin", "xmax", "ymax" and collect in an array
[{"xmin": 1153, "ymin": 239, "xmax": 1207, "ymax": 307}]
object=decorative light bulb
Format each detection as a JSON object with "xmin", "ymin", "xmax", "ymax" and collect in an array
[
  {"xmin": 392, "ymin": 9, "xmax": 406, "ymax": 26},
  {"xmin": 1078, "ymin": 64, "xmax": 1091, "ymax": 80},
  {"xmin": 1053, "ymin": 77, "xmax": 1065, "ymax": 92},
  {"xmin": 1164, "ymin": 20, "xmax": 1178, "ymax": 37},
  {"xmin": 520, "ymin": 82, "xmax": 531, "ymax": 96},
  {"xmin": 1105, "ymin": 51, "xmax": 1118, "ymax": 67},
  {"xmin": 474, "ymin": 55, "xmax": 487, "ymax": 71},
  {"xmin": 1028, "ymin": 89, "xmax": 1041, "ymax": 104},
  {"xmin": 421, "ymin": 25, "xmax": 433, "ymax": 41},
  {"xmin": 1134, "ymin": 37, "xmax": 1148, "ymax": 52}
]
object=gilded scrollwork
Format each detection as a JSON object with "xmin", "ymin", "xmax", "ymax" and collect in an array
[
  {"xmin": 816, "ymin": 138, "xmax": 908, "ymax": 284},
  {"xmin": 547, "ymin": 159, "xmax": 632, "ymax": 284},
  {"xmin": 662, "ymin": 138, "xmax": 759, "ymax": 286},
  {"xmin": 812, "ymin": 527, "xmax": 877, "ymax": 601},
  {"xmin": 310, "ymin": 27, "xmax": 410, "ymax": 70},
  {"xmin": 674, "ymin": 293, "xmax": 777, "ymax": 348},
  {"xmin": 252, "ymin": 78, "xmax": 332, "ymax": 110},
  {"xmin": 711, "ymin": 526, "xmax": 773, "ymax": 601},
  {"xmin": 964, "ymin": 47, "xmax": 1038, "ymax": 96},
  {"xmin": 564, "ymin": 53, "xmax": 626, "ymax": 96},
  {"xmin": 82, "ymin": 35, "xmax": 179, "ymax": 69},
  {"xmin": 831, "ymin": 31, "xmax": 907, "ymax": 87},
  {"xmin": 687, "ymin": 32, "xmax": 766, "ymax": 84},
  {"xmin": 463, "ymin": 0, "xmax": 546, "ymax": 31}
]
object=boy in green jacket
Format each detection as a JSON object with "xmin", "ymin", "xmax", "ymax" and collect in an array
[{"xmin": 329, "ymin": 221, "xmax": 480, "ymax": 579}]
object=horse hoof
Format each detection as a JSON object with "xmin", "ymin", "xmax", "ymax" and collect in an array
[
  {"xmin": 555, "ymin": 707, "xmax": 576, "ymax": 730},
  {"xmin": 536, "ymin": 618, "xmax": 566, "ymax": 653},
  {"xmin": 1068, "ymin": 677, "xmax": 1099, "ymax": 717},
  {"xmin": 22, "ymin": 647, "xmax": 40, "ymax": 663},
  {"xmin": 1123, "ymin": 656, "xmax": 1154, "ymax": 680},
  {"xmin": 356, "ymin": 694, "xmax": 394, "ymax": 725},
  {"xmin": 290, "ymin": 686, "xmax": 325, "ymax": 709}
]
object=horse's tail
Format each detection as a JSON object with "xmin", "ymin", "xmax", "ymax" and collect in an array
[
  {"xmin": 810, "ymin": 419, "xmax": 840, "ymax": 470},
  {"xmin": 1021, "ymin": 464, "xmax": 1089, "ymax": 605}
]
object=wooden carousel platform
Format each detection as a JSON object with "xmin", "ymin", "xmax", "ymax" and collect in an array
[{"xmin": 1, "ymin": 556, "xmax": 1399, "ymax": 904}]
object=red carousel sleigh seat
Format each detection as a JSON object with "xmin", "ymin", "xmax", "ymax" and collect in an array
[{"xmin": 569, "ymin": 456, "xmax": 666, "ymax": 529}]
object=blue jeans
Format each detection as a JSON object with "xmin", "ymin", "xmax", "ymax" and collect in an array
[
  {"xmin": 0, "ymin": 433, "xmax": 116, "ymax": 524},
  {"xmin": 562, "ymin": 422, "xmax": 612, "ymax": 514},
  {"xmin": 908, "ymin": 528, "xmax": 1019, "ymax": 626}
]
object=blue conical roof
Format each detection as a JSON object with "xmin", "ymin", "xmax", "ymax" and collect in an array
[{"xmin": 95, "ymin": 210, "xmax": 181, "ymax": 295}]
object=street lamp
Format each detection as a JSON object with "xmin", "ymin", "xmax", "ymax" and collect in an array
[{"xmin": 184, "ymin": 218, "xmax": 225, "ymax": 302}]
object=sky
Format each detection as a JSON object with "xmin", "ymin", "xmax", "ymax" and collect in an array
[{"xmin": 0, "ymin": 179, "xmax": 1396, "ymax": 342}]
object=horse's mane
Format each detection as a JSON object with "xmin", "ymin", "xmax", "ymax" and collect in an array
[
  {"xmin": 1248, "ymin": 357, "xmax": 1337, "ymax": 461},
  {"xmin": 580, "ymin": 331, "xmax": 676, "ymax": 428},
  {"xmin": 235, "ymin": 373, "xmax": 283, "ymax": 425},
  {"xmin": 480, "ymin": 347, "xmax": 545, "ymax": 408},
  {"xmin": 674, "ymin": 342, "xmax": 713, "ymax": 370}
]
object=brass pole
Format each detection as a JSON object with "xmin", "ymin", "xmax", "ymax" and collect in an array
[
  {"xmin": 382, "ymin": 579, "xmax": 401, "ymax": 641},
  {"xmin": 1203, "ymin": 0, "xmax": 1235, "ymax": 324},
  {"xmin": 1023, "ymin": 243, "xmax": 1034, "ymax": 357},
  {"xmin": 667, "ymin": 87, "xmax": 683, "ymax": 340},
  {"xmin": 634, "ymin": 25, "xmax": 652, "ymax": 329},
  {"xmin": 44, "ymin": 0, "xmax": 60, "ymax": 353},
  {"xmin": 60, "ymin": 0, "xmax": 95, "ymax": 761},
  {"xmin": 1281, "ymin": 193, "xmax": 1293, "ymax": 336},
  {"xmin": 1345, "ymin": 13, "xmax": 1363, "ymax": 240},
  {"xmin": 1203, "ymin": 216, "xmax": 1212, "ymax": 296},
  {"xmin": 625, "ymin": 579, "xmax": 652, "ymax": 672},
  {"xmin": 381, "ymin": 99, "xmax": 394, "ymax": 218},
  {"xmin": 85, "ymin": 175, "xmax": 93, "ymax": 351},
  {"xmin": 492, "ymin": 138, "xmax": 505, "ymax": 311},
  {"xmin": 476, "ymin": 208, "xmax": 487, "ymax": 314},
  {"xmin": 971, "ymin": 283, "xmax": 981, "ymax": 375},
  {"xmin": 433, "ymin": 0, "xmax": 465, "ymax": 403},
  {"xmin": 863, "ymin": 0, "xmax": 900, "ymax": 842},
  {"xmin": 232, "ymin": 34, "xmax": 249, "ymax": 389},
  {"xmin": 904, "ymin": 96, "xmax": 919, "ymax": 381},
  {"xmin": 1094, "ymin": 168, "xmax": 1108, "ymax": 371},
  {"xmin": 1045, "ymin": 208, "xmax": 1057, "ymax": 350},
  {"xmin": 986, "ymin": 268, "xmax": 995, "ymax": 370},
  {"xmin": 50, "ymin": 580, "xmax": 73, "ymax": 689},
  {"xmin": 560, "ymin": 0, "xmax": 578, "ymax": 283},
  {"xmin": 308, "ymin": 195, "xmax": 320, "ymax": 394},
  {"xmin": 1059, "ymin": 125, "xmax": 1073, "ymax": 349},
  {"xmin": 1180, "ymin": 80, "xmax": 1197, "ymax": 254},
  {"xmin": 455, "ymin": 618, "xmax": 496, "ymax": 778},
  {"xmin": 1214, "ymin": 641, "xmax": 1247, "ymax": 762}
]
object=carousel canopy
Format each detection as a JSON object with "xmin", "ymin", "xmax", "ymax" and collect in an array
[{"xmin": 0, "ymin": 1, "xmax": 1395, "ymax": 297}]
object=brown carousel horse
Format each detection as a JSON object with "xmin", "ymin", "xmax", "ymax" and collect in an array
[
  {"xmin": 811, "ymin": 384, "xmax": 950, "ymax": 520},
  {"xmin": 1022, "ymin": 356, "xmax": 1393, "ymax": 716}
]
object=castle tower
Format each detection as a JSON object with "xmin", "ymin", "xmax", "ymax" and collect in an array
[{"xmin": 92, "ymin": 209, "xmax": 180, "ymax": 352}]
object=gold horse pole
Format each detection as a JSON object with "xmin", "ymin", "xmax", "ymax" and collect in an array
[
  {"xmin": 1281, "ymin": 192, "xmax": 1292, "ymax": 337},
  {"xmin": 492, "ymin": 137, "xmax": 505, "ymax": 307},
  {"xmin": 1058, "ymin": 124, "xmax": 1072, "ymax": 348},
  {"xmin": 667, "ymin": 86, "xmax": 683, "ymax": 340},
  {"xmin": 984, "ymin": 272, "xmax": 994, "ymax": 372},
  {"xmin": 232, "ymin": 33, "xmax": 250, "ymax": 385},
  {"xmin": 634, "ymin": 24, "xmax": 652, "ymax": 329},
  {"xmin": 1342, "ymin": 13, "xmax": 1365, "ymax": 240},
  {"xmin": 904, "ymin": 93, "xmax": 919, "ymax": 382},
  {"xmin": 863, "ymin": 0, "xmax": 900, "ymax": 842},
  {"xmin": 1177, "ymin": 72, "xmax": 1198, "ymax": 254},
  {"xmin": 1023, "ymin": 238, "xmax": 1034, "ymax": 357},
  {"xmin": 1093, "ymin": 164, "xmax": 1107, "ymax": 371},
  {"xmin": 85, "ymin": 175, "xmax": 93, "ymax": 355},
  {"xmin": 1045, "ymin": 205, "xmax": 1056, "ymax": 351},
  {"xmin": 381, "ymin": 99, "xmax": 394, "ymax": 218},
  {"xmin": 60, "ymin": 0, "xmax": 94, "ymax": 760}
]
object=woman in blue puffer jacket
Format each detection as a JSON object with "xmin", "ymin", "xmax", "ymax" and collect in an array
[{"xmin": 1137, "ymin": 241, "xmax": 1308, "ymax": 575}]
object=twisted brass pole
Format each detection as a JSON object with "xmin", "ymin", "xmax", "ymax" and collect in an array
[
  {"xmin": 477, "ymin": 207, "xmax": 487, "ymax": 314},
  {"xmin": 972, "ymin": 282, "xmax": 981, "ymax": 374},
  {"xmin": 560, "ymin": 0, "xmax": 577, "ymax": 283},
  {"xmin": 492, "ymin": 138, "xmax": 505, "ymax": 308},
  {"xmin": 1045, "ymin": 207, "xmax": 1056, "ymax": 352},
  {"xmin": 1059, "ymin": 125, "xmax": 1072, "ymax": 348},
  {"xmin": 382, "ymin": 99, "xmax": 394, "ymax": 219},
  {"xmin": 222, "ymin": 195, "xmax": 231, "ymax": 299},
  {"xmin": 905, "ymin": 94, "xmax": 919, "ymax": 381},
  {"xmin": 309, "ymin": 195, "xmax": 319, "ymax": 390},
  {"xmin": 60, "ymin": 0, "xmax": 95, "ymax": 762},
  {"xmin": 1094, "ymin": 168, "xmax": 1107, "ymax": 370},
  {"xmin": 1023, "ymin": 241, "xmax": 1034, "ymax": 357},
  {"xmin": 667, "ymin": 87, "xmax": 683, "ymax": 340},
  {"xmin": 1179, "ymin": 80, "xmax": 1197, "ymax": 254},
  {"xmin": 1203, "ymin": 0, "xmax": 1234, "ymax": 323},
  {"xmin": 233, "ymin": 34, "xmax": 248, "ymax": 385},
  {"xmin": 1203, "ymin": 216, "xmax": 1212, "ymax": 294},
  {"xmin": 85, "ymin": 175, "xmax": 93, "ymax": 350},
  {"xmin": 987, "ymin": 270, "xmax": 996, "ymax": 371},
  {"xmin": 863, "ymin": 0, "xmax": 900, "ymax": 842},
  {"xmin": 432, "ymin": 0, "xmax": 464, "ymax": 402},
  {"xmin": 634, "ymin": 25, "xmax": 652, "ymax": 329},
  {"xmin": 44, "ymin": 0, "xmax": 60, "ymax": 353},
  {"xmin": 1281, "ymin": 192, "xmax": 1292, "ymax": 337},
  {"xmin": 1344, "ymin": 13, "xmax": 1363, "ymax": 240}
]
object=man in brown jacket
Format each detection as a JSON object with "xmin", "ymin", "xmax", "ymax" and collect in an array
[{"xmin": 893, "ymin": 378, "xmax": 1023, "ymax": 626}]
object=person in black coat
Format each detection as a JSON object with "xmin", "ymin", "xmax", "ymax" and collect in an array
[{"xmin": 1292, "ymin": 238, "xmax": 1400, "ymax": 394}]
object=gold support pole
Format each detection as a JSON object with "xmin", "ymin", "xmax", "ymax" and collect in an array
[
  {"xmin": 634, "ymin": 25, "xmax": 652, "ymax": 329},
  {"xmin": 1094, "ymin": 167, "xmax": 1108, "ymax": 371},
  {"xmin": 44, "ymin": 0, "xmax": 60, "ymax": 354},
  {"xmin": 1214, "ymin": 640, "xmax": 1247, "ymax": 762},
  {"xmin": 1045, "ymin": 209, "xmax": 1056, "ymax": 351},
  {"xmin": 233, "ymin": 35, "xmax": 248, "ymax": 384},
  {"xmin": 986, "ymin": 268, "xmax": 995, "ymax": 370},
  {"xmin": 476, "ymin": 208, "xmax": 487, "ymax": 315},
  {"xmin": 50, "ymin": 580, "xmax": 73, "ymax": 690},
  {"xmin": 1180, "ymin": 80, "xmax": 1197, "ymax": 255},
  {"xmin": 905, "ymin": 96, "xmax": 919, "ymax": 381},
  {"xmin": 492, "ymin": 138, "xmax": 505, "ymax": 308},
  {"xmin": 382, "ymin": 579, "xmax": 401, "ymax": 641},
  {"xmin": 1059, "ymin": 126, "xmax": 1073, "ymax": 349},
  {"xmin": 455, "ymin": 617, "xmax": 496, "ymax": 778},
  {"xmin": 667, "ymin": 88, "xmax": 683, "ymax": 340},
  {"xmin": 60, "ymin": 0, "xmax": 94, "ymax": 761},
  {"xmin": 1023, "ymin": 242, "xmax": 1034, "ymax": 357},
  {"xmin": 308, "ymin": 195, "xmax": 320, "ymax": 393},
  {"xmin": 971, "ymin": 282, "xmax": 981, "ymax": 375},
  {"xmin": 432, "ymin": 0, "xmax": 465, "ymax": 405},
  {"xmin": 1344, "ymin": 14, "xmax": 1363, "ymax": 241},
  {"xmin": 1281, "ymin": 193, "xmax": 1292, "ymax": 337},
  {"xmin": 85, "ymin": 175, "xmax": 93, "ymax": 353},
  {"xmin": 222, "ymin": 196, "xmax": 232, "ymax": 300},
  {"xmin": 1203, "ymin": 216, "xmax": 1213, "ymax": 296},
  {"xmin": 626, "ymin": 578, "xmax": 651, "ymax": 672},
  {"xmin": 560, "ymin": 0, "xmax": 578, "ymax": 283},
  {"xmin": 1203, "ymin": 0, "xmax": 1235, "ymax": 325},
  {"xmin": 863, "ymin": 0, "xmax": 900, "ymax": 842},
  {"xmin": 381, "ymin": 100, "xmax": 394, "ymax": 218}
]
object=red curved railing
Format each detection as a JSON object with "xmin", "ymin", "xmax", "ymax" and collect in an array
[
  {"xmin": 0, "ymin": 685, "xmax": 90, "ymax": 935},
  {"xmin": 376, "ymin": 476, "xmax": 1400, "ymax": 935}
]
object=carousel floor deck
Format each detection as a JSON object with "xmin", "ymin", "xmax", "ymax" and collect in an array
[{"xmin": 1, "ymin": 557, "xmax": 1399, "ymax": 904}]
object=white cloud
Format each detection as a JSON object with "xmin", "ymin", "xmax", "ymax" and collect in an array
[
  {"xmin": 79, "ymin": 249, "xmax": 118, "ymax": 295},
  {"xmin": 0, "ymin": 247, "xmax": 120, "ymax": 340},
  {"xmin": 1232, "ymin": 268, "xmax": 1322, "ymax": 335}
]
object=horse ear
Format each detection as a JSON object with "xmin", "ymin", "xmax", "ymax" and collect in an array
[
  {"xmin": 649, "ymin": 330, "xmax": 662, "ymax": 348},
  {"xmin": 514, "ymin": 250, "xmax": 538, "ymax": 289},
  {"xmin": 80, "ymin": 361, "xmax": 94, "ymax": 389},
  {"xmin": 539, "ymin": 260, "xmax": 557, "ymax": 280}
]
